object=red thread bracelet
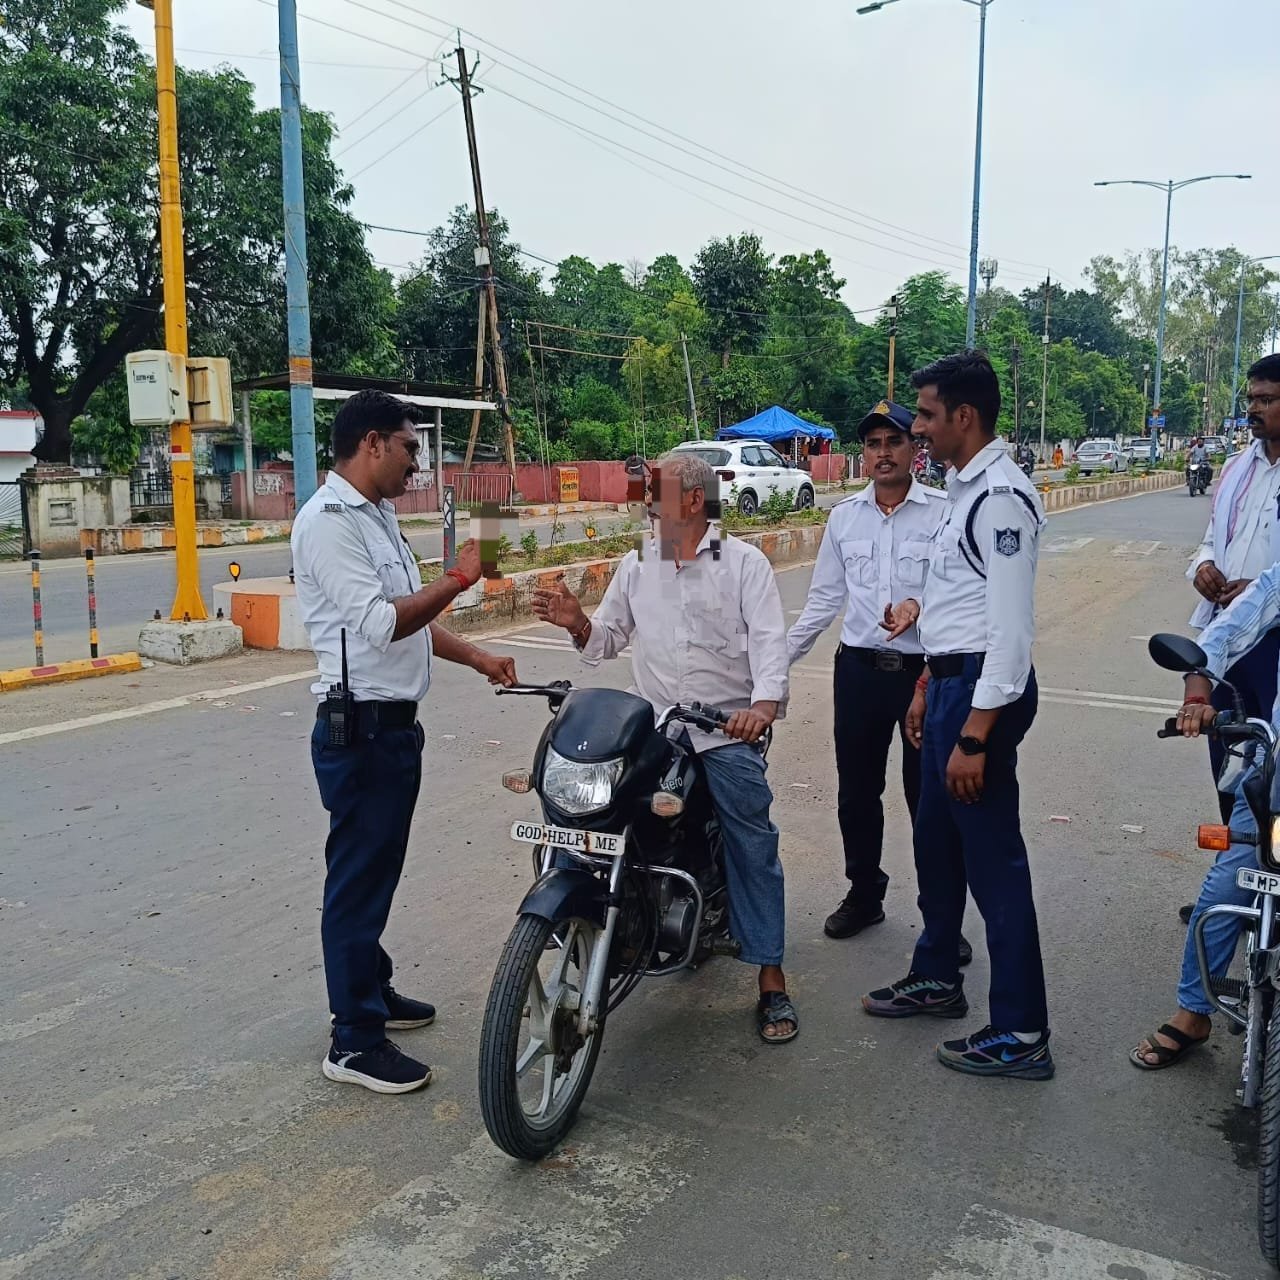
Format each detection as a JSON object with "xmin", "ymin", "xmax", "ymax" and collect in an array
[
  {"xmin": 1182, "ymin": 695, "xmax": 1208, "ymax": 706},
  {"xmin": 445, "ymin": 568, "xmax": 475, "ymax": 590},
  {"xmin": 915, "ymin": 677, "xmax": 929, "ymax": 692}
]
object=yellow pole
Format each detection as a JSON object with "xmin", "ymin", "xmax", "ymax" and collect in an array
[{"xmin": 145, "ymin": 0, "xmax": 207, "ymax": 621}]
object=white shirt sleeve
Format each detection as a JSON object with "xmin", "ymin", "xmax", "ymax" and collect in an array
[
  {"xmin": 741, "ymin": 551, "xmax": 791, "ymax": 708},
  {"xmin": 293, "ymin": 509, "xmax": 399, "ymax": 653},
  {"xmin": 579, "ymin": 553, "xmax": 637, "ymax": 665},
  {"xmin": 1189, "ymin": 513, "xmax": 1215, "ymax": 577},
  {"xmin": 972, "ymin": 492, "xmax": 1039, "ymax": 710},
  {"xmin": 1198, "ymin": 564, "xmax": 1280, "ymax": 680},
  {"xmin": 786, "ymin": 519, "xmax": 848, "ymax": 665}
]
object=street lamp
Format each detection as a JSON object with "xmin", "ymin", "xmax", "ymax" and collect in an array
[
  {"xmin": 858, "ymin": 0, "xmax": 993, "ymax": 349},
  {"xmin": 1231, "ymin": 255, "xmax": 1280, "ymax": 426},
  {"xmin": 1095, "ymin": 174, "xmax": 1252, "ymax": 467}
]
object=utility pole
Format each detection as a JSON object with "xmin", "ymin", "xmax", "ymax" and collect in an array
[
  {"xmin": 463, "ymin": 280, "xmax": 487, "ymax": 471},
  {"xmin": 278, "ymin": 0, "xmax": 318, "ymax": 510},
  {"xmin": 886, "ymin": 294, "xmax": 899, "ymax": 400},
  {"xmin": 679, "ymin": 333, "xmax": 700, "ymax": 439},
  {"xmin": 454, "ymin": 46, "xmax": 518, "ymax": 489},
  {"xmin": 1010, "ymin": 341, "xmax": 1022, "ymax": 446},
  {"xmin": 1038, "ymin": 275, "xmax": 1050, "ymax": 463},
  {"xmin": 139, "ymin": 0, "xmax": 205, "ymax": 622}
]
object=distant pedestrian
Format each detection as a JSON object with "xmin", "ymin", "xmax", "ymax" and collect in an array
[
  {"xmin": 787, "ymin": 399, "xmax": 970, "ymax": 965},
  {"xmin": 291, "ymin": 389, "xmax": 517, "ymax": 1095},
  {"xmin": 865, "ymin": 352, "xmax": 1052, "ymax": 1081}
]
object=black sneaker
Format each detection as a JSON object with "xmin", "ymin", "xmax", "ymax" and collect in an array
[
  {"xmin": 862, "ymin": 972, "xmax": 969, "ymax": 1019},
  {"xmin": 958, "ymin": 933, "xmax": 974, "ymax": 967},
  {"xmin": 1179, "ymin": 903, "xmax": 1194, "ymax": 925},
  {"xmin": 323, "ymin": 1038, "xmax": 432, "ymax": 1094},
  {"xmin": 936, "ymin": 1025, "xmax": 1055, "ymax": 1080},
  {"xmin": 383, "ymin": 987, "xmax": 436, "ymax": 1030},
  {"xmin": 824, "ymin": 890, "xmax": 886, "ymax": 939}
]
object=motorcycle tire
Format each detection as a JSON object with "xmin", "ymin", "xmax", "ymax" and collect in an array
[
  {"xmin": 478, "ymin": 912, "xmax": 606, "ymax": 1161},
  {"xmin": 1258, "ymin": 998, "xmax": 1280, "ymax": 1267}
]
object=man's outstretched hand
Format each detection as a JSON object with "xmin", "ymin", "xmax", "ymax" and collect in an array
[
  {"xmin": 879, "ymin": 599, "xmax": 921, "ymax": 642},
  {"xmin": 532, "ymin": 577, "xmax": 588, "ymax": 633}
]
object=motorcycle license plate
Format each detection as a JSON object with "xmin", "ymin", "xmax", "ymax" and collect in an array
[
  {"xmin": 510, "ymin": 821, "xmax": 622, "ymax": 857},
  {"xmin": 1237, "ymin": 867, "xmax": 1280, "ymax": 897}
]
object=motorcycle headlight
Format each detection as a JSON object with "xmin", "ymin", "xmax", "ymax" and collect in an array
[{"xmin": 540, "ymin": 745, "xmax": 625, "ymax": 816}]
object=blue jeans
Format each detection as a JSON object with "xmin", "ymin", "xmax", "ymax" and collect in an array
[
  {"xmin": 1178, "ymin": 783, "xmax": 1261, "ymax": 1016},
  {"xmin": 911, "ymin": 661, "xmax": 1048, "ymax": 1031},
  {"xmin": 699, "ymin": 742, "xmax": 786, "ymax": 967}
]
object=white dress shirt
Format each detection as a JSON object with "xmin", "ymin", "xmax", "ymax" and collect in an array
[
  {"xmin": 291, "ymin": 470, "xmax": 433, "ymax": 703},
  {"xmin": 1190, "ymin": 441, "xmax": 1280, "ymax": 583},
  {"xmin": 787, "ymin": 479, "xmax": 946, "ymax": 664},
  {"xmin": 1199, "ymin": 559, "xmax": 1280, "ymax": 727},
  {"xmin": 580, "ymin": 524, "xmax": 790, "ymax": 753},
  {"xmin": 918, "ymin": 441, "xmax": 1046, "ymax": 710}
]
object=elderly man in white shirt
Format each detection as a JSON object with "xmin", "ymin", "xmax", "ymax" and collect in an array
[
  {"xmin": 1187, "ymin": 353, "xmax": 1280, "ymax": 824},
  {"xmin": 532, "ymin": 450, "xmax": 797, "ymax": 1044},
  {"xmin": 788, "ymin": 400, "xmax": 970, "ymax": 966}
]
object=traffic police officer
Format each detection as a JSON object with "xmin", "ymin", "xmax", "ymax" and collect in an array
[
  {"xmin": 861, "ymin": 352, "xmax": 1053, "ymax": 1081},
  {"xmin": 787, "ymin": 401, "xmax": 970, "ymax": 965},
  {"xmin": 292, "ymin": 389, "xmax": 517, "ymax": 1094}
]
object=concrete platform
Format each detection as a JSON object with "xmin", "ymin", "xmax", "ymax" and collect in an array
[
  {"xmin": 213, "ymin": 577, "xmax": 310, "ymax": 652},
  {"xmin": 137, "ymin": 618, "xmax": 243, "ymax": 665}
]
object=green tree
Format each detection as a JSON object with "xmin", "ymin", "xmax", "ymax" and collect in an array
[
  {"xmin": 765, "ymin": 250, "xmax": 854, "ymax": 412},
  {"xmin": 691, "ymin": 233, "xmax": 773, "ymax": 367},
  {"xmin": 0, "ymin": 0, "xmax": 392, "ymax": 463}
]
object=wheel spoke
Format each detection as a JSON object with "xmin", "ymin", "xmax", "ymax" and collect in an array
[
  {"xmin": 516, "ymin": 1037, "xmax": 549, "ymax": 1079},
  {"xmin": 537, "ymin": 1052, "xmax": 559, "ymax": 1117}
]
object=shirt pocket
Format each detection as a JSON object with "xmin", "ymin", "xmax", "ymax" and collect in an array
[
  {"xmin": 689, "ymin": 610, "xmax": 742, "ymax": 657},
  {"xmin": 929, "ymin": 527, "xmax": 964, "ymax": 583},
  {"xmin": 369, "ymin": 537, "xmax": 409, "ymax": 598},
  {"xmin": 896, "ymin": 536, "xmax": 932, "ymax": 589},
  {"xmin": 841, "ymin": 538, "xmax": 877, "ymax": 589}
]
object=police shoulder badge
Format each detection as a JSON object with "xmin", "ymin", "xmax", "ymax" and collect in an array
[{"xmin": 994, "ymin": 527, "xmax": 1021, "ymax": 557}]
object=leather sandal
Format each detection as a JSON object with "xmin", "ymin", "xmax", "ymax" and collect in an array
[
  {"xmin": 757, "ymin": 991, "xmax": 799, "ymax": 1044},
  {"xmin": 1129, "ymin": 1022, "xmax": 1208, "ymax": 1071}
]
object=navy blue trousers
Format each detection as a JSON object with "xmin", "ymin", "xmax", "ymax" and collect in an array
[
  {"xmin": 910, "ymin": 660, "xmax": 1048, "ymax": 1032},
  {"xmin": 1209, "ymin": 626, "xmax": 1280, "ymax": 822},
  {"xmin": 311, "ymin": 717, "xmax": 424, "ymax": 1051}
]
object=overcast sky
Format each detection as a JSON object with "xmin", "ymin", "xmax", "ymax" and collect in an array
[{"xmin": 121, "ymin": 0, "xmax": 1275, "ymax": 316}]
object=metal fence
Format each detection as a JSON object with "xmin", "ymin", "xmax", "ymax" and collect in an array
[
  {"xmin": 453, "ymin": 470, "xmax": 514, "ymax": 509},
  {"xmin": 0, "ymin": 481, "xmax": 27, "ymax": 558},
  {"xmin": 130, "ymin": 466, "xmax": 172, "ymax": 509}
]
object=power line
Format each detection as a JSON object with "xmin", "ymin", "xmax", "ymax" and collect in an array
[
  {"xmin": 175, "ymin": 46, "xmax": 418, "ymax": 70},
  {"xmin": 347, "ymin": 98, "xmax": 460, "ymax": 179},
  {"xmin": 338, "ymin": 60, "xmax": 431, "ymax": 135},
  {"xmin": 336, "ymin": 82, "xmax": 441, "ymax": 157}
]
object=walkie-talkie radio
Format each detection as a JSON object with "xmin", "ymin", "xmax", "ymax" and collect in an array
[{"xmin": 322, "ymin": 628, "xmax": 356, "ymax": 747}]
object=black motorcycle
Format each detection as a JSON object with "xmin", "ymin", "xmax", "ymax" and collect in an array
[
  {"xmin": 479, "ymin": 681, "xmax": 750, "ymax": 1160},
  {"xmin": 1187, "ymin": 460, "xmax": 1213, "ymax": 496}
]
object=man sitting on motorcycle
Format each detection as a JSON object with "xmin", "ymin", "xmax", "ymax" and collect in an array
[
  {"xmin": 531, "ymin": 451, "xmax": 797, "ymax": 1044},
  {"xmin": 1133, "ymin": 559, "xmax": 1280, "ymax": 1069}
]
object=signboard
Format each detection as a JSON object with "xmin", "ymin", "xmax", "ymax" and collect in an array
[
  {"xmin": 442, "ymin": 485, "xmax": 456, "ymax": 570},
  {"xmin": 1148, "ymin": 413, "xmax": 1166, "ymax": 429},
  {"xmin": 557, "ymin": 467, "xmax": 580, "ymax": 504}
]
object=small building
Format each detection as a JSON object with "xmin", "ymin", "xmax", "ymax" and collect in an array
[{"xmin": 0, "ymin": 409, "xmax": 39, "ymax": 483}]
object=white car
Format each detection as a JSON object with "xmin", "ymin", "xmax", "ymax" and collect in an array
[
  {"xmin": 669, "ymin": 439, "xmax": 815, "ymax": 516},
  {"xmin": 1074, "ymin": 438, "xmax": 1130, "ymax": 476},
  {"xmin": 1124, "ymin": 436, "xmax": 1163, "ymax": 463}
]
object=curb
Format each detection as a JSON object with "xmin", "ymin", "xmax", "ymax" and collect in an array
[{"xmin": 0, "ymin": 652, "xmax": 143, "ymax": 692}]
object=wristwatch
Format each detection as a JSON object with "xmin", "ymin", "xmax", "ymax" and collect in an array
[{"xmin": 956, "ymin": 735, "xmax": 988, "ymax": 756}]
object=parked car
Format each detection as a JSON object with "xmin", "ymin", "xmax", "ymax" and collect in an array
[
  {"xmin": 669, "ymin": 439, "xmax": 815, "ymax": 516},
  {"xmin": 1124, "ymin": 436, "xmax": 1164, "ymax": 464},
  {"xmin": 1202, "ymin": 435, "xmax": 1230, "ymax": 458},
  {"xmin": 1074, "ymin": 439, "xmax": 1130, "ymax": 476}
]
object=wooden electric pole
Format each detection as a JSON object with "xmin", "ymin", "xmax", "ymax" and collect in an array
[{"xmin": 454, "ymin": 46, "xmax": 518, "ymax": 487}]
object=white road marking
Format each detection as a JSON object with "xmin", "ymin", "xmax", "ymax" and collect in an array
[
  {"xmin": 0, "ymin": 668, "xmax": 317, "ymax": 748},
  {"xmin": 1045, "ymin": 536, "xmax": 1095, "ymax": 553},
  {"xmin": 1041, "ymin": 694, "xmax": 1172, "ymax": 716},
  {"xmin": 929, "ymin": 1205, "xmax": 1225, "ymax": 1280},
  {"xmin": 1038, "ymin": 685, "xmax": 1174, "ymax": 709},
  {"xmin": 1111, "ymin": 539, "xmax": 1161, "ymax": 556}
]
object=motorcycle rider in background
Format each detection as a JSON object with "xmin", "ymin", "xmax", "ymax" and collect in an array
[{"xmin": 531, "ymin": 451, "xmax": 798, "ymax": 1044}]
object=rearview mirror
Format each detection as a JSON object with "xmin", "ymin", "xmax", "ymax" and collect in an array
[{"xmin": 1148, "ymin": 632, "xmax": 1209, "ymax": 674}]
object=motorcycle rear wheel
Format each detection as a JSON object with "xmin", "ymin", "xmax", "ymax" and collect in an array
[
  {"xmin": 479, "ymin": 913, "xmax": 605, "ymax": 1161},
  {"xmin": 1257, "ymin": 996, "xmax": 1280, "ymax": 1267}
]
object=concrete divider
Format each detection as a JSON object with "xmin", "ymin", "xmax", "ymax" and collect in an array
[
  {"xmin": 1038, "ymin": 468, "xmax": 1182, "ymax": 511},
  {"xmin": 80, "ymin": 522, "xmax": 292, "ymax": 556}
]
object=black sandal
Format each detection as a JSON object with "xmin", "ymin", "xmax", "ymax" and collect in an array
[
  {"xmin": 757, "ymin": 991, "xmax": 799, "ymax": 1044},
  {"xmin": 1129, "ymin": 1022, "xmax": 1208, "ymax": 1071}
]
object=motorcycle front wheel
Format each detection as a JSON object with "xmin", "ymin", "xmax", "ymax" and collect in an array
[
  {"xmin": 1257, "ymin": 996, "xmax": 1280, "ymax": 1267},
  {"xmin": 479, "ymin": 913, "xmax": 606, "ymax": 1161}
]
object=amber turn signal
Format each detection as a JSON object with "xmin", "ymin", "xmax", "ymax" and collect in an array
[
  {"xmin": 502, "ymin": 770, "xmax": 532, "ymax": 794},
  {"xmin": 650, "ymin": 791, "xmax": 685, "ymax": 817},
  {"xmin": 1197, "ymin": 824, "xmax": 1232, "ymax": 852}
]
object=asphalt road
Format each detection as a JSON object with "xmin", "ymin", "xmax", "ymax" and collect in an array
[
  {"xmin": 0, "ymin": 490, "xmax": 853, "ymax": 671},
  {"xmin": 2, "ymin": 485, "xmax": 1257, "ymax": 1280}
]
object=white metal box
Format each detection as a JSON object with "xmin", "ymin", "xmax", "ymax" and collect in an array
[
  {"xmin": 187, "ymin": 356, "xmax": 234, "ymax": 430},
  {"xmin": 126, "ymin": 350, "xmax": 189, "ymax": 427}
]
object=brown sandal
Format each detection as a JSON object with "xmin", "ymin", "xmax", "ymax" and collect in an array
[{"xmin": 1129, "ymin": 1023, "xmax": 1208, "ymax": 1071}]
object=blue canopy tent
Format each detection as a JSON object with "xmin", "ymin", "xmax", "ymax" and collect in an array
[{"xmin": 717, "ymin": 405, "xmax": 836, "ymax": 445}]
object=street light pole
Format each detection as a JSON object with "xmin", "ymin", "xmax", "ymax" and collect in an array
[
  {"xmin": 1095, "ymin": 173, "xmax": 1251, "ymax": 466},
  {"xmin": 1231, "ymin": 255, "xmax": 1280, "ymax": 426},
  {"xmin": 856, "ymin": 0, "xmax": 992, "ymax": 349}
]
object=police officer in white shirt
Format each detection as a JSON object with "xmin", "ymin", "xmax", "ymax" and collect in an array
[
  {"xmin": 1188, "ymin": 353, "xmax": 1280, "ymax": 824},
  {"xmin": 862, "ymin": 352, "xmax": 1054, "ymax": 1081},
  {"xmin": 788, "ymin": 401, "xmax": 970, "ymax": 965},
  {"xmin": 291, "ymin": 389, "xmax": 517, "ymax": 1095}
]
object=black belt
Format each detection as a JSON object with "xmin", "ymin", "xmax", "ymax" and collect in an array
[
  {"xmin": 837, "ymin": 644, "xmax": 925, "ymax": 675},
  {"xmin": 316, "ymin": 699, "xmax": 418, "ymax": 730},
  {"xmin": 927, "ymin": 653, "xmax": 985, "ymax": 679}
]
